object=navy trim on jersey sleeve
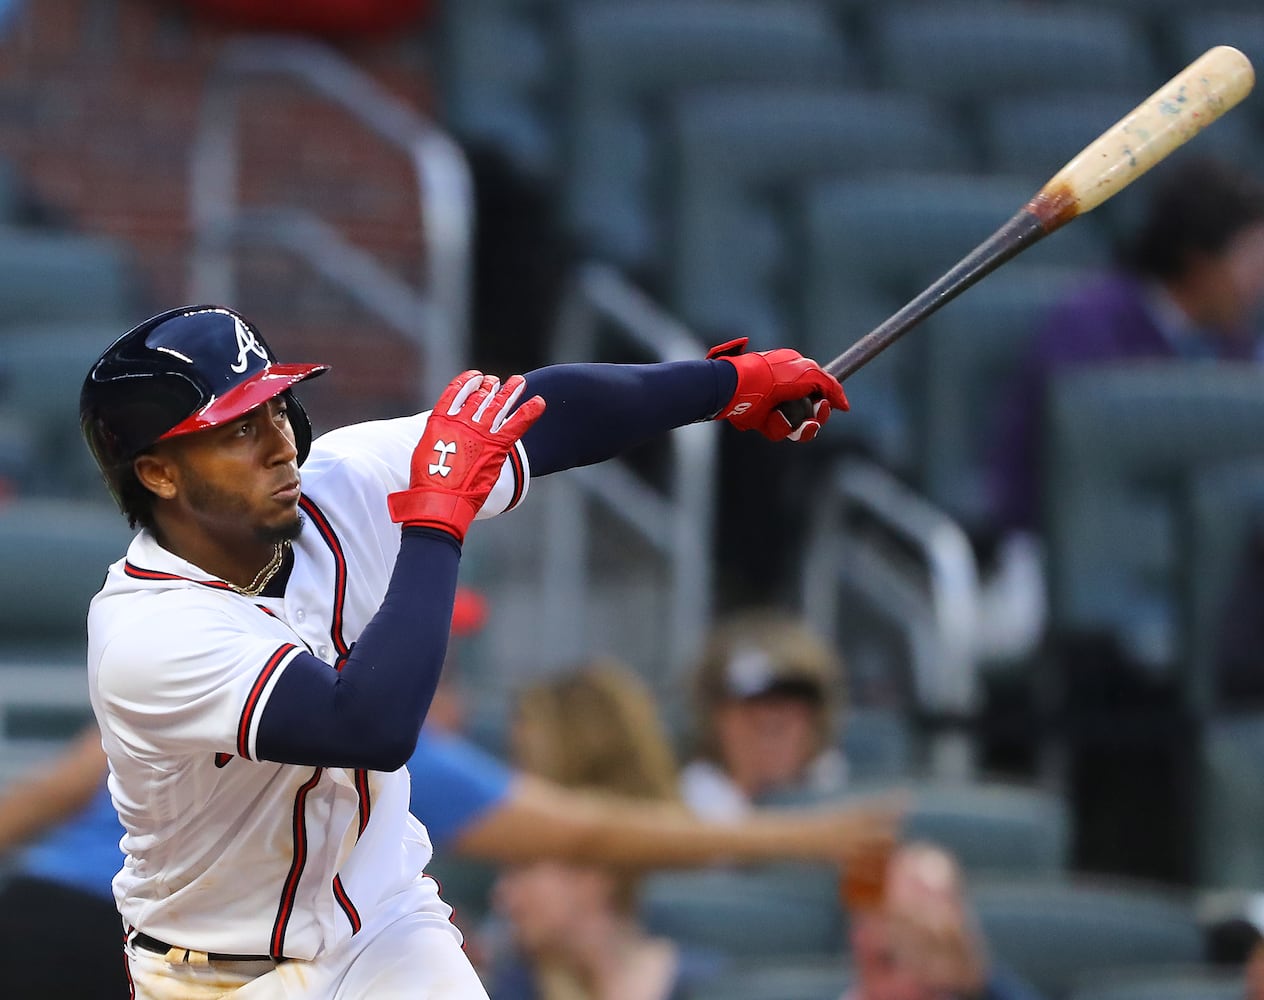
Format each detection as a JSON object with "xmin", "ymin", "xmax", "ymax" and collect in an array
[
  {"xmin": 255, "ymin": 528, "xmax": 461, "ymax": 771},
  {"xmin": 519, "ymin": 360, "xmax": 737, "ymax": 476}
]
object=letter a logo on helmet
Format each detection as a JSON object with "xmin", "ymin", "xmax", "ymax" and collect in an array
[{"xmin": 231, "ymin": 316, "xmax": 270, "ymax": 374}]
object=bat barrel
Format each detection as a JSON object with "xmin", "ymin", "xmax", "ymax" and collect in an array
[{"xmin": 1032, "ymin": 45, "xmax": 1256, "ymax": 228}]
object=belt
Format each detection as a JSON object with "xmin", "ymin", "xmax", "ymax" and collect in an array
[{"xmin": 131, "ymin": 931, "xmax": 279, "ymax": 964}]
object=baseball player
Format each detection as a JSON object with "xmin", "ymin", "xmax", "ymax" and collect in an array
[{"xmin": 79, "ymin": 304, "xmax": 847, "ymax": 998}]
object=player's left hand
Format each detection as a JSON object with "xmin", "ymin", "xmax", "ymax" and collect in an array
[{"xmin": 706, "ymin": 337, "xmax": 848, "ymax": 443}]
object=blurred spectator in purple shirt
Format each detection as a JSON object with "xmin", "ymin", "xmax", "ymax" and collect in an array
[{"xmin": 988, "ymin": 156, "xmax": 1264, "ymax": 539}]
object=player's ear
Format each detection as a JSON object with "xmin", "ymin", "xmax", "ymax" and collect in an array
[{"xmin": 133, "ymin": 451, "xmax": 179, "ymax": 501}]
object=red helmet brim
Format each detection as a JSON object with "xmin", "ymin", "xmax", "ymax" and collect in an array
[{"xmin": 158, "ymin": 363, "xmax": 330, "ymax": 440}]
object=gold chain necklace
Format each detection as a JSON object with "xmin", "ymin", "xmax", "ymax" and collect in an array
[{"xmin": 228, "ymin": 540, "xmax": 289, "ymax": 597}]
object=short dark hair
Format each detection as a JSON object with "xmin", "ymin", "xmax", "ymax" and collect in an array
[{"xmin": 1122, "ymin": 157, "xmax": 1264, "ymax": 280}]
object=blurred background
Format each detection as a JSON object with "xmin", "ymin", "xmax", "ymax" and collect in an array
[{"xmin": 3, "ymin": 1, "xmax": 1264, "ymax": 997}]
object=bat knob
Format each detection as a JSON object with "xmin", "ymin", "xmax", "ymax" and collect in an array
[{"xmin": 775, "ymin": 396, "xmax": 816, "ymax": 433}]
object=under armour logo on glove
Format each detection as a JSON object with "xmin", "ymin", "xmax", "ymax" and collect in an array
[
  {"xmin": 428, "ymin": 440, "xmax": 457, "ymax": 478},
  {"xmin": 388, "ymin": 371, "xmax": 545, "ymax": 541}
]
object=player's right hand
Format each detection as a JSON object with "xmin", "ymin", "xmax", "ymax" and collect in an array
[
  {"xmin": 706, "ymin": 337, "xmax": 849, "ymax": 443},
  {"xmin": 387, "ymin": 371, "xmax": 545, "ymax": 541}
]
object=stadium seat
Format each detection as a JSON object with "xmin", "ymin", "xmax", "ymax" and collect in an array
[
  {"xmin": 1183, "ymin": 458, "xmax": 1264, "ymax": 717},
  {"xmin": 972, "ymin": 878, "xmax": 1205, "ymax": 1000},
  {"xmin": 1066, "ymin": 965, "xmax": 1245, "ymax": 1000},
  {"xmin": 0, "ymin": 498, "xmax": 134, "ymax": 666},
  {"xmin": 430, "ymin": 0, "xmax": 561, "ymax": 177},
  {"xmin": 639, "ymin": 864, "xmax": 845, "ymax": 959},
  {"xmin": 0, "ymin": 227, "xmax": 140, "ymax": 327},
  {"xmin": 1198, "ymin": 714, "xmax": 1264, "ymax": 890},
  {"xmin": 1042, "ymin": 364, "xmax": 1264, "ymax": 673},
  {"xmin": 561, "ymin": 0, "xmax": 851, "ymax": 271},
  {"xmin": 796, "ymin": 173, "xmax": 1106, "ymax": 468},
  {"xmin": 0, "ymin": 322, "xmax": 127, "ymax": 496},
  {"xmin": 913, "ymin": 264, "xmax": 1087, "ymax": 533},
  {"xmin": 870, "ymin": 2, "xmax": 1162, "ymax": 103},
  {"xmin": 668, "ymin": 86, "xmax": 973, "ymax": 350},
  {"xmin": 900, "ymin": 780, "xmax": 1072, "ymax": 878},
  {"xmin": 840, "ymin": 705, "xmax": 916, "ymax": 782},
  {"xmin": 680, "ymin": 957, "xmax": 853, "ymax": 1000}
]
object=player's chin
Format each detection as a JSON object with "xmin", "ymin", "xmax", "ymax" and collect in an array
[{"xmin": 259, "ymin": 500, "xmax": 305, "ymax": 543}]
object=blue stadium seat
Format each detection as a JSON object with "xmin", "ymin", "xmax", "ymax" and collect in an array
[
  {"xmin": 796, "ymin": 172, "xmax": 1107, "ymax": 467},
  {"xmin": 431, "ymin": 0, "xmax": 560, "ymax": 177},
  {"xmin": 0, "ymin": 227, "xmax": 139, "ymax": 327},
  {"xmin": 972, "ymin": 878, "xmax": 1205, "ymax": 1000},
  {"xmin": 0, "ymin": 498, "xmax": 134, "ymax": 666},
  {"xmin": 668, "ymin": 86, "xmax": 973, "ymax": 350},
  {"xmin": 640, "ymin": 864, "xmax": 845, "ymax": 959},
  {"xmin": 0, "ymin": 322, "xmax": 125, "ymax": 496},
  {"xmin": 561, "ymin": 0, "xmax": 851, "ymax": 271},
  {"xmin": 681, "ymin": 957, "xmax": 853, "ymax": 1000},
  {"xmin": 870, "ymin": 2, "xmax": 1163, "ymax": 103},
  {"xmin": 914, "ymin": 264, "xmax": 1087, "ymax": 533},
  {"xmin": 1067, "ymin": 966, "xmax": 1244, "ymax": 1000},
  {"xmin": 1042, "ymin": 364, "xmax": 1264, "ymax": 673}
]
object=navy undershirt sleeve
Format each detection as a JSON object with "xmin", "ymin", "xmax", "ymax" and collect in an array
[
  {"xmin": 256, "ymin": 527, "xmax": 460, "ymax": 771},
  {"xmin": 520, "ymin": 359, "xmax": 738, "ymax": 476}
]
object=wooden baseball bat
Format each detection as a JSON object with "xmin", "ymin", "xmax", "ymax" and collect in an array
[{"xmin": 779, "ymin": 45, "xmax": 1254, "ymax": 425}]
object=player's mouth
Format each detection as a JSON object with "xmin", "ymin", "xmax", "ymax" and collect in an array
[{"xmin": 272, "ymin": 480, "xmax": 301, "ymax": 503}]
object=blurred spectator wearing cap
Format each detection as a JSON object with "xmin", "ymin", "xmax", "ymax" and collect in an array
[
  {"xmin": 681, "ymin": 609, "xmax": 848, "ymax": 820},
  {"xmin": 843, "ymin": 842, "xmax": 1045, "ymax": 1000}
]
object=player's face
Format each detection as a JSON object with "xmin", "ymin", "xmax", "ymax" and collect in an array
[
  {"xmin": 164, "ymin": 397, "xmax": 304, "ymax": 545},
  {"xmin": 712, "ymin": 694, "xmax": 820, "ymax": 798}
]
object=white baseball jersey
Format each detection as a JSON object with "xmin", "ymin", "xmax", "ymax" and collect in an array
[{"xmin": 87, "ymin": 411, "xmax": 529, "ymax": 962}]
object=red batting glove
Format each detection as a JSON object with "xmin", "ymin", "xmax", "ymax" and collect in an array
[
  {"xmin": 387, "ymin": 371, "xmax": 546, "ymax": 542},
  {"xmin": 707, "ymin": 337, "xmax": 848, "ymax": 443}
]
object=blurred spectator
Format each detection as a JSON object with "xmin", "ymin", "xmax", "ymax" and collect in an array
[
  {"xmin": 488, "ymin": 659, "xmax": 725, "ymax": 1000},
  {"xmin": 843, "ymin": 842, "xmax": 1045, "ymax": 1000},
  {"xmin": 989, "ymin": 156, "xmax": 1264, "ymax": 540},
  {"xmin": 979, "ymin": 157, "xmax": 1264, "ymax": 665},
  {"xmin": 0, "ymin": 725, "xmax": 128, "ymax": 1000},
  {"xmin": 414, "ymin": 597, "xmax": 898, "ymax": 875},
  {"xmin": 680, "ymin": 608, "xmax": 848, "ymax": 820}
]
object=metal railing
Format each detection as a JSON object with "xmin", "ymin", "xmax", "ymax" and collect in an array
[
  {"xmin": 188, "ymin": 36, "xmax": 473, "ymax": 407},
  {"xmin": 539, "ymin": 262, "xmax": 718, "ymax": 678},
  {"xmin": 802, "ymin": 458, "xmax": 982, "ymax": 778}
]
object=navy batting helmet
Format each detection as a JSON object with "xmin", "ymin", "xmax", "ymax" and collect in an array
[{"xmin": 80, "ymin": 305, "xmax": 329, "ymax": 524}]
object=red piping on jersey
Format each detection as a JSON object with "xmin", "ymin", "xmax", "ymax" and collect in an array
[
  {"xmin": 332, "ymin": 875, "xmax": 362, "ymax": 934},
  {"xmin": 123, "ymin": 563, "xmax": 236, "ymax": 590},
  {"xmin": 298, "ymin": 495, "xmax": 350, "ymax": 658},
  {"xmin": 507, "ymin": 444, "xmax": 526, "ymax": 510},
  {"xmin": 271, "ymin": 766, "xmax": 323, "ymax": 960},
  {"xmin": 354, "ymin": 769, "xmax": 372, "ymax": 838},
  {"xmin": 214, "ymin": 752, "xmax": 232, "ymax": 768},
  {"xmin": 236, "ymin": 644, "xmax": 298, "ymax": 760}
]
